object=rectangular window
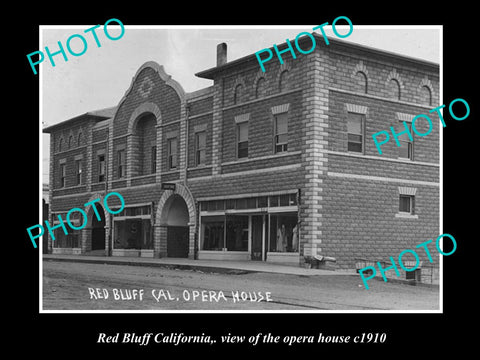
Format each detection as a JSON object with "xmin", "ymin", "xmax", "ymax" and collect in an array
[
  {"xmin": 75, "ymin": 159, "xmax": 82, "ymax": 185},
  {"xmin": 399, "ymin": 195, "xmax": 415, "ymax": 214},
  {"xmin": 98, "ymin": 154, "xmax": 106, "ymax": 182},
  {"xmin": 226, "ymin": 215, "xmax": 249, "ymax": 251},
  {"xmin": 347, "ymin": 113, "xmax": 364, "ymax": 153},
  {"xmin": 195, "ymin": 131, "xmax": 206, "ymax": 166},
  {"xmin": 167, "ymin": 138, "xmax": 177, "ymax": 170},
  {"xmin": 117, "ymin": 149, "xmax": 126, "ymax": 178},
  {"xmin": 397, "ymin": 121, "xmax": 414, "ymax": 160},
  {"xmin": 151, "ymin": 145, "xmax": 157, "ymax": 174},
  {"xmin": 237, "ymin": 121, "xmax": 249, "ymax": 158},
  {"xmin": 274, "ymin": 113, "xmax": 288, "ymax": 153},
  {"xmin": 114, "ymin": 219, "xmax": 152, "ymax": 250},
  {"xmin": 269, "ymin": 214, "xmax": 298, "ymax": 253},
  {"xmin": 201, "ymin": 216, "xmax": 225, "ymax": 251},
  {"xmin": 60, "ymin": 163, "xmax": 66, "ymax": 188}
]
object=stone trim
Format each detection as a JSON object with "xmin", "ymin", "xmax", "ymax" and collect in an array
[
  {"xmin": 345, "ymin": 103, "xmax": 368, "ymax": 114},
  {"xmin": 328, "ymin": 171, "xmax": 439, "ymax": 187},
  {"xmin": 127, "ymin": 102, "xmax": 162, "ymax": 135},
  {"xmin": 398, "ymin": 186, "xmax": 417, "ymax": 196},
  {"xmin": 271, "ymin": 103, "xmax": 290, "ymax": 115},
  {"xmin": 234, "ymin": 113, "xmax": 250, "ymax": 124},
  {"xmin": 396, "ymin": 112, "xmax": 415, "ymax": 122}
]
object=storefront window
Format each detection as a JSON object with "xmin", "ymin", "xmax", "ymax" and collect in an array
[
  {"xmin": 269, "ymin": 214, "xmax": 298, "ymax": 253},
  {"xmin": 53, "ymin": 230, "xmax": 80, "ymax": 248},
  {"xmin": 114, "ymin": 219, "xmax": 152, "ymax": 249},
  {"xmin": 226, "ymin": 215, "xmax": 248, "ymax": 251},
  {"xmin": 201, "ymin": 216, "xmax": 224, "ymax": 251}
]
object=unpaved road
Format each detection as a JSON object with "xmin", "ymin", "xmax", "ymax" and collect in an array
[{"xmin": 42, "ymin": 260, "xmax": 439, "ymax": 311}]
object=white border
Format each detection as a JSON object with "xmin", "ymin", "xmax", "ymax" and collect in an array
[{"xmin": 39, "ymin": 24, "xmax": 443, "ymax": 314}]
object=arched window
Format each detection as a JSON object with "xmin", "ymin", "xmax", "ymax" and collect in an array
[
  {"xmin": 388, "ymin": 78, "xmax": 401, "ymax": 100},
  {"xmin": 355, "ymin": 71, "xmax": 368, "ymax": 94},
  {"xmin": 420, "ymin": 85, "xmax": 432, "ymax": 106},
  {"xmin": 234, "ymin": 84, "xmax": 244, "ymax": 105},
  {"xmin": 58, "ymin": 137, "xmax": 64, "ymax": 152},
  {"xmin": 279, "ymin": 70, "xmax": 289, "ymax": 92},
  {"xmin": 255, "ymin": 77, "xmax": 266, "ymax": 98},
  {"xmin": 68, "ymin": 135, "xmax": 73, "ymax": 149},
  {"xmin": 132, "ymin": 113, "xmax": 157, "ymax": 176},
  {"xmin": 77, "ymin": 132, "xmax": 83, "ymax": 146}
]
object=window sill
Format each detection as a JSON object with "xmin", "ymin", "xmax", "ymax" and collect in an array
[{"xmin": 395, "ymin": 212, "xmax": 418, "ymax": 219}]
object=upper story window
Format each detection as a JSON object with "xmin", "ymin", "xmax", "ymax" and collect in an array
[
  {"xmin": 59, "ymin": 161, "xmax": 66, "ymax": 188},
  {"xmin": 151, "ymin": 145, "xmax": 157, "ymax": 174},
  {"xmin": 58, "ymin": 138, "xmax": 64, "ymax": 152},
  {"xmin": 274, "ymin": 113, "xmax": 288, "ymax": 153},
  {"xmin": 77, "ymin": 132, "xmax": 83, "ymax": 146},
  {"xmin": 399, "ymin": 194, "xmax": 415, "ymax": 214},
  {"xmin": 279, "ymin": 70, "xmax": 289, "ymax": 92},
  {"xmin": 167, "ymin": 138, "xmax": 177, "ymax": 170},
  {"xmin": 388, "ymin": 78, "xmax": 401, "ymax": 100},
  {"xmin": 233, "ymin": 84, "xmax": 244, "ymax": 105},
  {"xmin": 397, "ymin": 121, "xmax": 414, "ymax": 160},
  {"xmin": 347, "ymin": 113, "xmax": 364, "ymax": 153},
  {"xmin": 255, "ymin": 77, "xmax": 266, "ymax": 98},
  {"xmin": 75, "ymin": 159, "xmax": 82, "ymax": 185},
  {"xmin": 195, "ymin": 131, "xmax": 206, "ymax": 166},
  {"xmin": 237, "ymin": 121, "xmax": 249, "ymax": 158},
  {"xmin": 130, "ymin": 113, "xmax": 157, "ymax": 177},
  {"xmin": 396, "ymin": 187, "xmax": 417, "ymax": 218},
  {"xmin": 355, "ymin": 71, "xmax": 368, "ymax": 94},
  {"xmin": 117, "ymin": 149, "xmax": 126, "ymax": 179},
  {"xmin": 420, "ymin": 85, "xmax": 432, "ymax": 106},
  {"xmin": 98, "ymin": 154, "xmax": 106, "ymax": 182},
  {"xmin": 68, "ymin": 135, "xmax": 74, "ymax": 149}
]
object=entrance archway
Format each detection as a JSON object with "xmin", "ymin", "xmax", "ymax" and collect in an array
[
  {"xmin": 155, "ymin": 184, "xmax": 196, "ymax": 259},
  {"xmin": 83, "ymin": 193, "xmax": 110, "ymax": 256},
  {"xmin": 162, "ymin": 195, "xmax": 189, "ymax": 258}
]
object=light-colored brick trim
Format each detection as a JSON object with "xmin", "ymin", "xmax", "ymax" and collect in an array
[
  {"xmin": 396, "ymin": 112, "xmax": 415, "ymax": 122},
  {"xmin": 234, "ymin": 113, "xmax": 250, "ymax": 124},
  {"xmin": 328, "ymin": 171, "xmax": 439, "ymax": 187},
  {"xmin": 398, "ymin": 186, "xmax": 417, "ymax": 195},
  {"xmin": 271, "ymin": 103, "xmax": 290, "ymax": 114},
  {"xmin": 345, "ymin": 103, "xmax": 368, "ymax": 114}
]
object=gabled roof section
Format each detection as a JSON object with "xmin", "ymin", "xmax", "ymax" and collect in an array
[{"xmin": 42, "ymin": 106, "xmax": 117, "ymax": 133}]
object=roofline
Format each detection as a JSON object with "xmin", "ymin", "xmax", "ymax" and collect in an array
[
  {"xmin": 42, "ymin": 106, "xmax": 116, "ymax": 133},
  {"xmin": 195, "ymin": 34, "xmax": 439, "ymax": 79}
]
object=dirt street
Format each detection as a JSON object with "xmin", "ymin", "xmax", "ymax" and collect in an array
[{"xmin": 42, "ymin": 260, "xmax": 439, "ymax": 311}]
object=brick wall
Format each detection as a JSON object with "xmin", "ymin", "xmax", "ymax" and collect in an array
[{"xmin": 321, "ymin": 43, "xmax": 440, "ymax": 270}]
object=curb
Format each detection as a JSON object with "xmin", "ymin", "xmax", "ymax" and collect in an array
[{"xmin": 43, "ymin": 256, "xmax": 256, "ymax": 275}]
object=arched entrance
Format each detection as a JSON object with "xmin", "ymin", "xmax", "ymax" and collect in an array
[
  {"xmin": 162, "ymin": 195, "xmax": 189, "ymax": 258},
  {"xmin": 155, "ymin": 184, "xmax": 196, "ymax": 259},
  {"xmin": 83, "ymin": 193, "xmax": 110, "ymax": 256}
]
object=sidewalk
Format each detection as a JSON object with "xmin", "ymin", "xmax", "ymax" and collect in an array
[{"xmin": 42, "ymin": 254, "xmax": 355, "ymax": 277}]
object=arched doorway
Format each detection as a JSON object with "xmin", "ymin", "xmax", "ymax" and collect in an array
[{"xmin": 162, "ymin": 194, "xmax": 189, "ymax": 258}]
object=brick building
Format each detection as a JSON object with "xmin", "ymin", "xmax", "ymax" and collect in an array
[{"xmin": 43, "ymin": 34, "xmax": 440, "ymax": 278}]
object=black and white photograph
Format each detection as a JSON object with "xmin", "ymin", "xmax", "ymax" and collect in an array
[
  {"xmin": 38, "ymin": 24, "xmax": 443, "ymax": 312},
  {"xmin": 16, "ymin": 8, "xmax": 476, "ymax": 355}
]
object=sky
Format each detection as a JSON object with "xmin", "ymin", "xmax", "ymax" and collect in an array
[{"xmin": 40, "ymin": 25, "xmax": 441, "ymax": 184}]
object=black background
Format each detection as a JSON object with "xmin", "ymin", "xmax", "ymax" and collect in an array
[{"xmin": 13, "ymin": 3, "xmax": 476, "ymax": 356}]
